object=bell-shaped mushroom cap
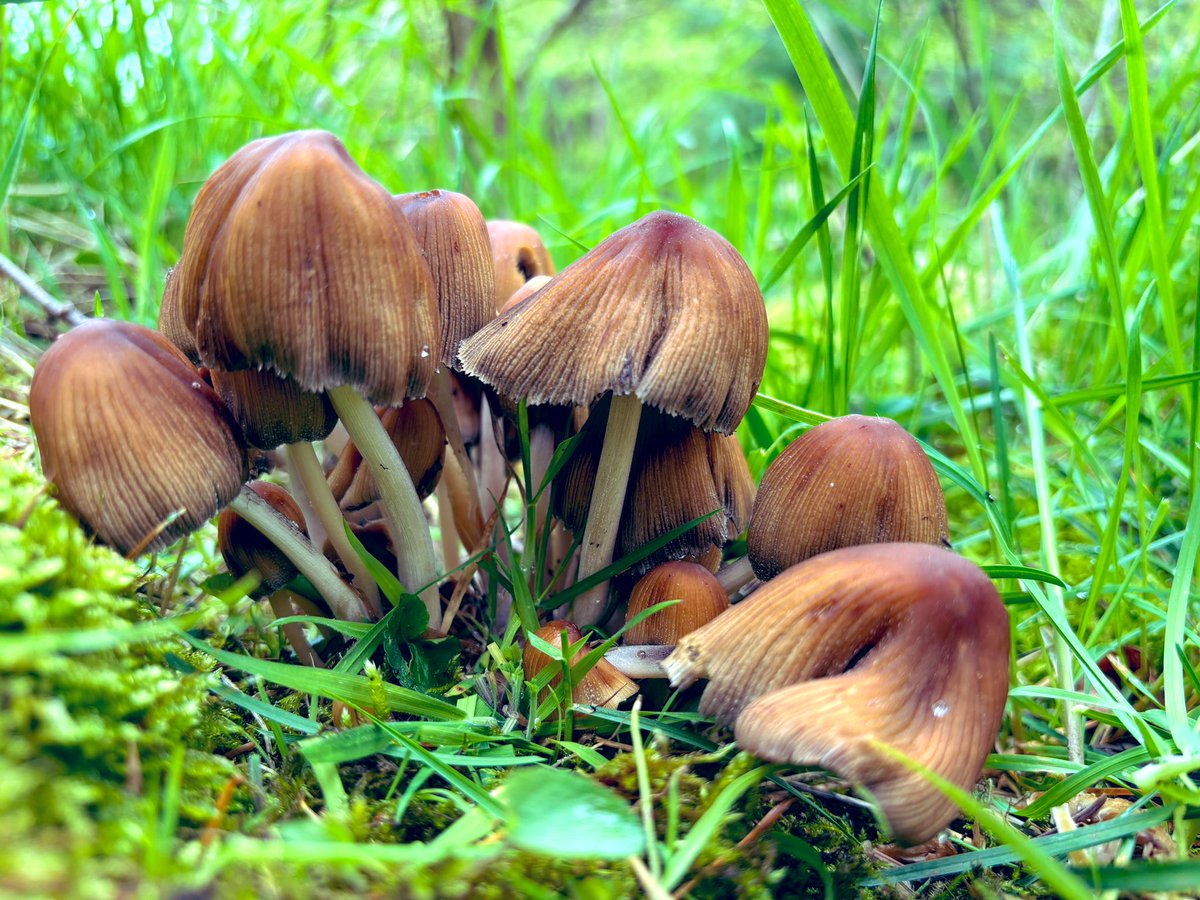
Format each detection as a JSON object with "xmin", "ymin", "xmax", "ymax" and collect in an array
[
  {"xmin": 523, "ymin": 620, "xmax": 638, "ymax": 708},
  {"xmin": 555, "ymin": 399, "xmax": 754, "ymax": 574},
  {"xmin": 663, "ymin": 543, "xmax": 1010, "ymax": 845},
  {"xmin": 218, "ymin": 480, "xmax": 306, "ymax": 596},
  {"xmin": 210, "ymin": 368, "xmax": 337, "ymax": 450},
  {"xmin": 396, "ymin": 189, "xmax": 495, "ymax": 368},
  {"xmin": 157, "ymin": 266, "xmax": 199, "ymax": 363},
  {"xmin": 625, "ymin": 561, "xmax": 730, "ymax": 645},
  {"xmin": 747, "ymin": 415, "xmax": 949, "ymax": 581},
  {"xmin": 327, "ymin": 399, "xmax": 445, "ymax": 507},
  {"xmin": 176, "ymin": 130, "xmax": 440, "ymax": 405},
  {"xmin": 30, "ymin": 319, "xmax": 248, "ymax": 555},
  {"xmin": 486, "ymin": 220, "xmax": 556, "ymax": 312},
  {"xmin": 460, "ymin": 211, "xmax": 768, "ymax": 434}
]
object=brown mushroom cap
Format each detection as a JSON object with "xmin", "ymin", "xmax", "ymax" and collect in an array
[
  {"xmin": 30, "ymin": 319, "xmax": 248, "ymax": 555},
  {"xmin": 209, "ymin": 368, "xmax": 337, "ymax": 450},
  {"xmin": 663, "ymin": 543, "xmax": 1010, "ymax": 844},
  {"xmin": 176, "ymin": 130, "xmax": 439, "ymax": 405},
  {"xmin": 747, "ymin": 415, "xmax": 949, "ymax": 580},
  {"xmin": 327, "ymin": 399, "xmax": 445, "ymax": 506},
  {"xmin": 157, "ymin": 265, "xmax": 199, "ymax": 363},
  {"xmin": 460, "ymin": 210, "xmax": 768, "ymax": 434},
  {"xmin": 625, "ymin": 561, "xmax": 730, "ymax": 645},
  {"xmin": 523, "ymin": 620, "xmax": 638, "ymax": 709},
  {"xmin": 218, "ymin": 480, "xmax": 306, "ymax": 595},
  {"xmin": 486, "ymin": 220, "xmax": 556, "ymax": 312},
  {"xmin": 396, "ymin": 189, "xmax": 495, "ymax": 368}
]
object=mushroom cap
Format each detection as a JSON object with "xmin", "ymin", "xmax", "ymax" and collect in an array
[
  {"xmin": 747, "ymin": 415, "xmax": 949, "ymax": 580},
  {"xmin": 218, "ymin": 480, "xmax": 306, "ymax": 596},
  {"xmin": 555, "ymin": 398, "xmax": 754, "ymax": 574},
  {"xmin": 663, "ymin": 542, "xmax": 1010, "ymax": 844},
  {"xmin": 460, "ymin": 210, "xmax": 768, "ymax": 434},
  {"xmin": 329, "ymin": 399, "xmax": 445, "ymax": 507},
  {"xmin": 523, "ymin": 620, "xmax": 638, "ymax": 709},
  {"xmin": 486, "ymin": 220, "xmax": 556, "ymax": 312},
  {"xmin": 176, "ymin": 130, "xmax": 440, "ymax": 405},
  {"xmin": 210, "ymin": 368, "xmax": 337, "ymax": 450},
  {"xmin": 625, "ymin": 561, "xmax": 729, "ymax": 645},
  {"xmin": 157, "ymin": 265, "xmax": 199, "ymax": 363},
  {"xmin": 396, "ymin": 189, "xmax": 496, "ymax": 368},
  {"xmin": 30, "ymin": 319, "xmax": 248, "ymax": 555}
]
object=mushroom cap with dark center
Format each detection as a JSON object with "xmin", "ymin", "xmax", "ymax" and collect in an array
[
  {"xmin": 460, "ymin": 210, "xmax": 768, "ymax": 434},
  {"xmin": 218, "ymin": 480, "xmax": 306, "ymax": 595},
  {"xmin": 486, "ymin": 219, "xmax": 556, "ymax": 312},
  {"xmin": 663, "ymin": 542, "xmax": 1010, "ymax": 844},
  {"xmin": 176, "ymin": 130, "xmax": 440, "ymax": 405},
  {"xmin": 747, "ymin": 415, "xmax": 949, "ymax": 580},
  {"xmin": 30, "ymin": 319, "xmax": 248, "ymax": 555},
  {"xmin": 396, "ymin": 189, "xmax": 495, "ymax": 369}
]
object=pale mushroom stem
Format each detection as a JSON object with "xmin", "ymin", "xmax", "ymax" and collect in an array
[
  {"xmin": 604, "ymin": 644, "xmax": 672, "ymax": 679},
  {"xmin": 528, "ymin": 423, "xmax": 556, "ymax": 558},
  {"xmin": 285, "ymin": 441, "xmax": 383, "ymax": 618},
  {"xmin": 478, "ymin": 394, "xmax": 509, "ymax": 516},
  {"xmin": 228, "ymin": 486, "xmax": 368, "ymax": 622},
  {"xmin": 440, "ymin": 445, "xmax": 483, "ymax": 550},
  {"xmin": 327, "ymin": 385, "xmax": 441, "ymax": 621},
  {"xmin": 429, "ymin": 368, "xmax": 485, "ymax": 542},
  {"xmin": 267, "ymin": 589, "xmax": 324, "ymax": 667},
  {"xmin": 435, "ymin": 466, "xmax": 461, "ymax": 572},
  {"xmin": 715, "ymin": 556, "xmax": 756, "ymax": 597},
  {"xmin": 573, "ymin": 394, "xmax": 643, "ymax": 626}
]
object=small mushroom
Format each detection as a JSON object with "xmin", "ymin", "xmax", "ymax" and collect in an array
[
  {"xmin": 523, "ymin": 620, "xmax": 638, "ymax": 709},
  {"xmin": 486, "ymin": 220, "xmax": 556, "ymax": 312},
  {"xmin": 218, "ymin": 480, "xmax": 307, "ymax": 595},
  {"xmin": 663, "ymin": 543, "xmax": 1010, "ymax": 844}
]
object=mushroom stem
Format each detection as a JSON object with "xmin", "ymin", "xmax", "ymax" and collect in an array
[
  {"xmin": 573, "ymin": 393, "xmax": 643, "ymax": 626},
  {"xmin": 528, "ymin": 423, "xmax": 556, "ymax": 563},
  {"xmin": 603, "ymin": 644, "xmax": 672, "ymax": 679},
  {"xmin": 478, "ymin": 394, "xmax": 508, "ymax": 516},
  {"xmin": 285, "ymin": 441, "xmax": 383, "ymax": 617},
  {"xmin": 228, "ymin": 486, "xmax": 368, "ymax": 622},
  {"xmin": 327, "ymin": 385, "xmax": 441, "ymax": 621},
  {"xmin": 267, "ymin": 589, "xmax": 324, "ymax": 667},
  {"xmin": 429, "ymin": 368, "xmax": 485, "ymax": 541},
  {"xmin": 715, "ymin": 556, "xmax": 756, "ymax": 597},
  {"xmin": 436, "ymin": 467, "xmax": 461, "ymax": 572}
]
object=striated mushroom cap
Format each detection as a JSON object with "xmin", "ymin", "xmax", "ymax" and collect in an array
[
  {"xmin": 663, "ymin": 543, "xmax": 1010, "ymax": 844},
  {"xmin": 461, "ymin": 211, "xmax": 768, "ymax": 434},
  {"xmin": 218, "ymin": 480, "xmax": 306, "ymax": 596},
  {"xmin": 176, "ymin": 130, "xmax": 440, "ymax": 405},
  {"xmin": 30, "ymin": 319, "xmax": 248, "ymax": 555},
  {"xmin": 486, "ymin": 220, "xmax": 556, "ymax": 312},
  {"xmin": 625, "ymin": 561, "xmax": 729, "ymax": 645},
  {"xmin": 396, "ymin": 189, "xmax": 495, "ymax": 368},
  {"xmin": 523, "ymin": 620, "xmax": 638, "ymax": 709},
  {"xmin": 210, "ymin": 368, "xmax": 337, "ymax": 450},
  {"xmin": 157, "ymin": 266, "xmax": 199, "ymax": 363},
  {"xmin": 747, "ymin": 415, "xmax": 949, "ymax": 580}
]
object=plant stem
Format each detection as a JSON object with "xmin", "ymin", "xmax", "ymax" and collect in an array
[
  {"xmin": 573, "ymin": 394, "xmax": 643, "ymax": 626},
  {"xmin": 285, "ymin": 441, "xmax": 383, "ymax": 617},
  {"xmin": 228, "ymin": 486, "xmax": 367, "ymax": 622},
  {"xmin": 327, "ymin": 385, "xmax": 441, "ymax": 621}
]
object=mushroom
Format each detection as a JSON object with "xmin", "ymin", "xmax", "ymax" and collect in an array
[
  {"xmin": 486, "ymin": 219, "xmax": 556, "ymax": 312},
  {"xmin": 460, "ymin": 211, "xmax": 767, "ymax": 625},
  {"xmin": 174, "ymin": 130, "xmax": 443, "ymax": 618},
  {"xmin": 663, "ymin": 543, "xmax": 1010, "ymax": 844},
  {"xmin": 523, "ymin": 620, "xmax": 638, "ymax": 710},
  {"xmin": 326, "ymin": 399, "xmax": 445, "ymax": 509}
]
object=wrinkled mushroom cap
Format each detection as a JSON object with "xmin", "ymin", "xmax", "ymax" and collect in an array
[
  {"xmin": 176, "ymin": 130, "xmax": 440, "ymax": 405},
  {"xmin": 625, "ymin": 561, "xmax": 730, "ymax": 645},
  {"xmin": 747, "ymin": 415, "xmax": 949, "ymax": 580},
  {"xmin": 460, "ymin": 211, "xmax": 768, "ymax": 434},
  {"xmin": 663, "ymin": 543, "xmax": 1010, "ymax": 844},
  {"xmin": 486, "ymin": 220, "xmax": 556, "ymax": 312},
  {"xmin": 30, "ymin": 319, "xmax": 248, "ymax": 555},
  {"xmin": 523, "ymin": 620, "xmax": 638, "ymax": 708},
  {"xmin": 396, "ymin": 189, "xmax": 495, "ymax": 368},
  {"xmin": 218, "ymin": 480, "xmax": 306, "ymax": 595}
]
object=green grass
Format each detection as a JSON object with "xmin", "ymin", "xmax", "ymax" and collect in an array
[{"xmin": 2, "ymin": 0, "xmax": 1199, "ymax": 895}]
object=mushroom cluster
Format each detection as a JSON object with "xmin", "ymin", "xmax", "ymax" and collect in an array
[{"xmin": 27, "ymin": 128, "xmax": 1011, "ymax": 847}]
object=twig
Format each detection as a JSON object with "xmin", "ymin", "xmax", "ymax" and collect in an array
[{"xmin": 0, "ymin": 251, "xmax": 86, "ymax": 328}]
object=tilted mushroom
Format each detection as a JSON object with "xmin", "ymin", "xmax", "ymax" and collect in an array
[
  {"xmin": 460, "ymin": 211, "xmax": 767, "ymax": 625},
  {"xmin": 523, "ymin": 620, "xmax": 638, "ymax": 709},
  {"xmin": 174, "ymin": 130, "xmax": 442, "ymax": 618},
  {"xmin": 664, "ymin": 543, "xmax": 1010, "ymax": 844}
]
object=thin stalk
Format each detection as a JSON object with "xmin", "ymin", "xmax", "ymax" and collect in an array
[
  {"xmin": 478, "ymin": 394, "xmax": 509, "ymax": 516},
  {"xmin": 327, "ymin": 385, "xmax": 441, "ymax": 621},
  {"xmin": 228, "ymin": 486, "xmax": 367, "ymax": 622},
  {"xmin": 267, "ymin": 589, "xmax": 324, "ymax": 667},
  {"xmin": 715, "ymin": 556, "xmax": 755, "ymax": 596},
  {"xmin": 440, "ymin": 443, "xmax": 483, "ymax": 551},
  {"xmin": 528, "ymin": 423, "xmax": 555, "ymax": 560},
  {"xmin": 436, "ymin": 464, "xmax": 461, "ymax": 572},
  {"xmin": 604, "ymin": 644, "xmax": 671, "ymax": 678},
  {"xmin": 573, "ymin": 394, "xmax": 643, "ymax": 626},
  {"xmin": 429, "ymin": 368, "xmax": 485, "ymax": 538},
  {"xmin": 286, "ymin": 441, "xmax": 382, "ymax": 617}
]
